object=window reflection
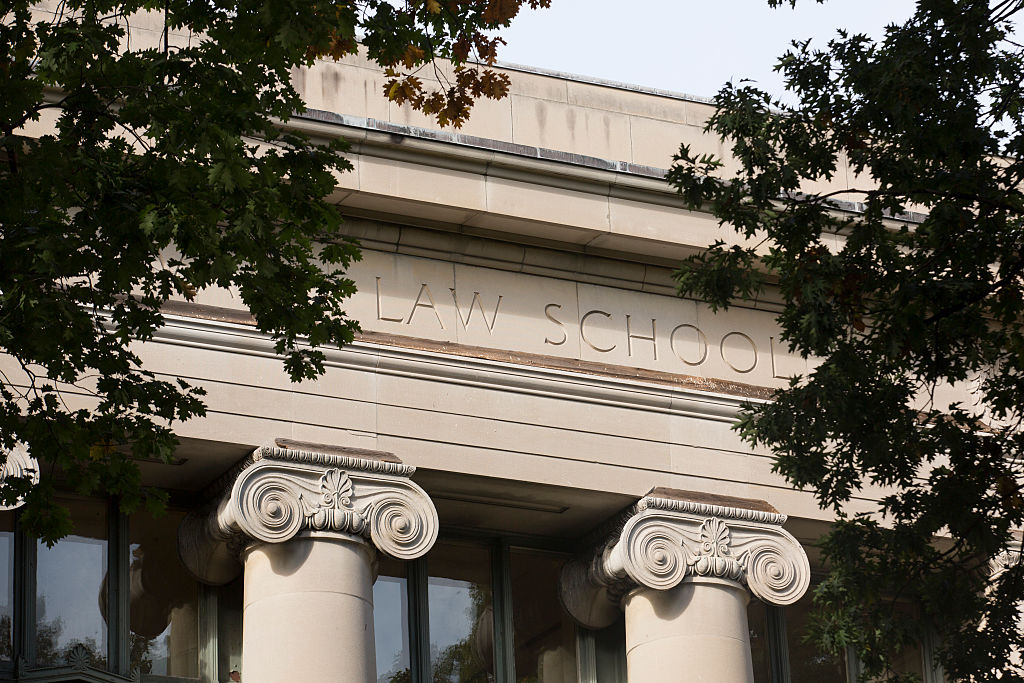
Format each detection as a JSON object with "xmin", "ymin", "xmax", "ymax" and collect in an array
[
  {"xmin": 882, "ymin": 605, "xmax": 925, "ymax": 680},
  {"xmin": 35, "ymin": 498, "xmax": 108, "ymax": 668},
  {"xmin": 375, "ymin": 556, "xmax": 410, "ymax": 683},
  {"xmin": 0, "ymin": 512, "xmax": 12, "ymax": 662},
  {"xmin": 786, "ymin": 593, "xmax": 847, "ymax": 682},
  {"xmin": 217, "ymin": 577, "xmax": 243, "ymax": 683},
  {"xmin": 508, "ymin": 549, "xmax": 577, "ymax": 683},
  {"xmin": 129, "ymin": 509, "xmax": 200, "ymax": 680},
  {"xmin": 428, "ymin": 543, "xmax": 494, "ymax": 682},
  {"xmin": 889, "ymin": 641, "xmax": 925, "ymax": 679},
  {"xmin": 593, "ymin": 616, "xmax": 626, "ymax": 683}
]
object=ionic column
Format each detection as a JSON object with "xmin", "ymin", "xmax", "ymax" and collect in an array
[
  {"xmin": 179, "ymin": 444, "xmax": 438, "ymax": 683},
  {"xmin": 989, "ymin": 544, "xmax": 1023, "ymax": 677},
  {"xmin": 560, "ymin": 488, "xmax": 810, "ymax": 683}
]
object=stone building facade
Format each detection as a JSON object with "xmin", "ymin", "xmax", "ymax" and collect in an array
[{"xmin": 1, "ymin": 53, "xmax": 948, "ymax": 682}]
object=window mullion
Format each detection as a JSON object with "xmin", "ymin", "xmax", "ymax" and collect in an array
[
  {"xmin": 14, "ymin": 510, "xmax": 35, "ymax": 668},
  {"xmin": 408, "ymin": 556, "xmax": 430, "ymax": 683},
  {"xmin": 491, "ymin": 539, "xmax": 515, "ymax": 683},
  {"xmin": 107, "ymin": 502, "xmax": 129, "ymax": 676},
  {"xmin": 766, "ymin": 604, "xmax": 791, "ymax": 683}
]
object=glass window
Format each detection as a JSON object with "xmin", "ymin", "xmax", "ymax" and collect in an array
[
  {"xmin": 35, "ymin": 498, "xmax": 108, "ymax": 668},
  {"xmin": 880, "ymin": 605, "xmax": 925, "ymax": 681},
  {"xmin": 0, "ymin": 512, "xmax": 12, "ymax": 663},
  {"xmin": 786, "ymin": 593, "xmax": 847, "ymax": 682},
  {"xmin": 593, "ymin": 616, "xmax": 626, "ymax": 683},
  {"xmin": 375, "ymin": 556, "xmax": 411, "ymax": 683},
  {"xmin": 217, "ymin": 577, "xmax": 243, "ymax": 683},
  {"xmin": 428, "ymin": 542, "xmax": 494, "ymax": 682},
  {"xmin": 889, "ymin": 642, "xmax": 925, "ymax": 679},
  {"xmin": 508, "ymin": 548, "xmax": 577, "ymax": 683},
  {"xmin": 748, "ymin": 599, "xmax": 771, "ymax": 683},
  {"xmin": 129, "ymin": 508, "xmax": 200, "ymax": 680}
]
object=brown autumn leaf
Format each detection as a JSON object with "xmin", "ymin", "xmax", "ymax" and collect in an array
[
  {"xmin": 401, "ymin": 43, "xmax": 426, "ymax": 69},
  {"xmin": 482, "ymin": 0, "xmax": 521, "ymax": 24}
]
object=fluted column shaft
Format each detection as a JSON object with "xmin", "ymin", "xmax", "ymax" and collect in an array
[{"xmin": 179, "ymin": 445, "xmax": 439, "ymax": 683}]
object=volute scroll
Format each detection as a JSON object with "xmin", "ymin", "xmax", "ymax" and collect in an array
[{"xmin": 179, "ymin": 445, "xmax": 438, "ymax": 585}]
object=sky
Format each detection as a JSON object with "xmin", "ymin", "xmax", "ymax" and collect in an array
[{"xmin": 496, "ymin": 0, "xmax": 918, "ymax": 100}]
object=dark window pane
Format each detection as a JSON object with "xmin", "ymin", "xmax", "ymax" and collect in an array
[
  {"xmin": 786, "ymin": 594, "xmax": 846, "ymax": 682},
  {"xmin": 748, "ymin": 599, "xmax": 770, "ymax": 683},
  {"xmin": 888, "ymin": 605, "xmax": 925, "ymax": 679},
  {"xmin": 593, "ymin": 615, "xmax": 626, "ymax": 683},
  {"xmin": 427, "ymin": 542, "xmax": 494, "ymax": 682},
  {"xmin": 375, "ymin": 556, "xmax": 410, "ymax": 683},
  {"xmin": 890, "ymin": 642, "xmax": 924, "ymax": 678},
  {"xmin": 508, "ymin": 548, "xmax": 577, "ymax": 683},
  {"xmin": 130, "ymin": 508, "xmax": 200, "ymax": 679},
  {"xmin": 35, "ymin": 498, "xmax": 108, "ymax": 668},
  {"xmin": 217, "ymin": 577, "xmax": 243, "ymax": 682},
  {"xmin": 0, "ymin": 512, "xmax": 13, "ymax": 662}
]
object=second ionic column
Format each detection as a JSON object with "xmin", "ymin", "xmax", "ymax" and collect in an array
[{"xmin": 560, "ymin": 487, "xmax": 810, "ymax": 683}]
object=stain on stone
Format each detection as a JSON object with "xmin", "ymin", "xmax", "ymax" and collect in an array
[{"xmin": 327, "ymin": 69, "xmax": 340, "ymax": 99}]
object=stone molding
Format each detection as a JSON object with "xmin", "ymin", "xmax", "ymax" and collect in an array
[
  {"xmin": 157, "ymin": 314, "xmax": 756, "ymax": 424},
  {"xmin": 179, "ymin": 445, "xmax": 438, "ymax": 585},
  {"xmin": 560, "ymin": 489, "xmax": 811, "ymax": 629}
]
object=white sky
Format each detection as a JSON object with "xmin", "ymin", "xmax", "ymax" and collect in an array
[{"xmin": 497, "ymin": 0, "xmax": 918, "ymax": 100}]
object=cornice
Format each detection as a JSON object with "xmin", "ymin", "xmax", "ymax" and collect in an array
[
  {"xmin": 285, "ymin": 110, "xmax": 928, "ymax": 226},
  {"xmin": 287, "ymin": 110, "xmax": 679, "ymax": 203}
]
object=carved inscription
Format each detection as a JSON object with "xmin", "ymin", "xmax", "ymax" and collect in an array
[
  {"xmin": 544, "ymin": 304, "xmax": 567, "ymax": 346},
  {"xmin": 376, "ymin": 279, "xmax": 504, "ymax": 334},
  {"xmin": 568, "ymin": 308, "xmax": 770, "ymax": 374},
  {"xmin": 371, "ymin": 275, "xmax": 796, "ymax": 379}
]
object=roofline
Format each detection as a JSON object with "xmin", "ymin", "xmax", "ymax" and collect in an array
[
  {"xmin": 492, "ymin": 59, "xmax": 718, "ymax": 106},
  {"xmin": 294, "ymin": 109, "xmax": 928, "ymax": 225}
]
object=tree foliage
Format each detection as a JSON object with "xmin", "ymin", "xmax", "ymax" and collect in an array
[
  {"xmin": 0, "ymin": 0, "xmax": 547, "ymax": 542},
  {"xmin": 668, "ymin": 0, "xmax": 1024, "ymax": 679}
]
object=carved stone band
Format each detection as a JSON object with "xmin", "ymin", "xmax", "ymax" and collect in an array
[
  {"xmin": 179, "ymin": 445, "xmax": 439, "ymax": 584},
  {"xmin": 560, "ymin": 488, "xmax": 811, "ymax": 629}
]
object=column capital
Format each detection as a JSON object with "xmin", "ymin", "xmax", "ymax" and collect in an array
[
  {"xmin": 179, "ymin": 443, "xmax": 439, "ymax": 584},
  {"xmin": 0, "ymin": 443, "xmax": 39, "ymax": 510},
  {"xmin": 560, "ymin": 487, "xmax": 811, "ymax": 629}
]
